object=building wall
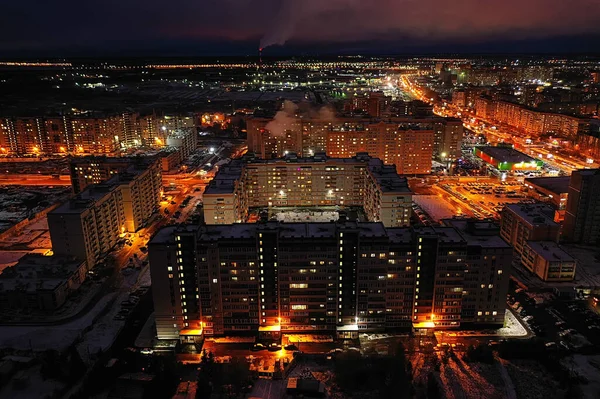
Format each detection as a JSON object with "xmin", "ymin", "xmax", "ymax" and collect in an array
[
  {"xmin": 474, "ymin": 97, "xmax": 588, "ymax": 139},
  {"xmin": 246, "ymin": 116, "xmax": 461, "ymax": 172},
  {"xmin": 149, "ymin": 223, "xmax": 511, "ymax": 340},
  {"xmin": 204, "ymin": 156, "xmax": 412, "ymax": 228},
  {"xmin": 563, "ymin": 169, "xmax": 600, "ymax": 245},
  {"xmin": 521, "ymin": 243, "xmax": 576, "ymax": 282},
  {"xmin": 51, "ymin": 161, "xmax": 160, "ymax": 268},
  {"xmin": 0, "ymin": 114, "xmax": 198, "ymax": 155},
  {"xmin": 500, "ymin": 205, "xmax": 560, "ymax": 258}
]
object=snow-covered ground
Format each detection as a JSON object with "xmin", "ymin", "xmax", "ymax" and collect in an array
[
  {"xmin": 0, "ymin": 364, "xmax": 65, "ymax": 399},
  {"xmin": 414, "ymin": 195, "xmax": 457, "ymax": 220},
  {"xmin": 0, "ymin": 266, "xmax": 149, "ymax": 355},
  {"xmin": 274, "ymin": 210, "xmax": 339, "ymax": 223},
  {"xmin": 76, "ymin": 291, "xmax": 127, "ymax": 364},
  {"xmin": 0, "ymin": 293, "xmax": 116, "ymax": 352},
  {"xmin": 495, "ymin": 310, "xmax": 528, "ymax": 337}
]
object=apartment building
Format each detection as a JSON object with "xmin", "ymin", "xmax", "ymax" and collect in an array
[
  {"xmin": 165, "ymin": 128, "xmax": 198, "ymax": 160},
  {"xmin": 50, "ymin": 159, "xmax": 162, "ymax": 267},
  {"xmin": 70, "ymin": 155, "xmax": 161, "ymax": 194},
  {"xmin": 521, "ymin": 241, "xmax": 576, "ymax": 282},
  {"xmin": 48, "ymin": 183, "xmax": 125, "ymax": 268},
  {"xmin": 148, "ymin": 220, "xmax": 511, "ymax": 342},
  {"xmin": 0, "ymin": 113, "xmax": 198, "ymax": 155},
  {"xmin": 500, "ymin": 204, "xmax": 560, "ymax": 258},
  {"xmin": 474, "ymin": 96, "xmax": 589, "ymax": 138},
  {"xmin": 246, "ymin": 115, "xmax": 462, "ymax": 173},
  {"xmin": 203, "ymin": 153, "xmax": 412, "ymax": 228},
  {"xmin": 563, "ymin": 169, "xmax": 600, "ymax": 245},
  {"xmin": 326, "ymin": 122, "xmax": 434, "ymax": 175}
]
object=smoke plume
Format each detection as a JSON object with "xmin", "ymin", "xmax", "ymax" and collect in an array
[
  {"xmin": 265, "ymin": 101, "xmax": 337, "ymax": 137},
  {"xmin": 265, "ymin": 100, "xmax": 299, "ymax": 137}
]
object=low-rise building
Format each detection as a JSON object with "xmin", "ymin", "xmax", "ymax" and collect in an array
[
  {"xmin": 521, "ymin": 241, "xmax": 576, "ymax": 282},
  {"xmin": 523, "ymin": 176, "xmax": 570, "ymax": 222},
  {"xmin": 0, "ymin": 254, "xmax": 86, "ymax": 311}
]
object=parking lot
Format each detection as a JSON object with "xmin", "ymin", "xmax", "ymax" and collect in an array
[
  {"xmin": 439, "ymin": 181, "xmax": 530, "ymax": 219},
  {"xmin": 509, "ymin": 283, "xmax": 600, "ymax": 352}
]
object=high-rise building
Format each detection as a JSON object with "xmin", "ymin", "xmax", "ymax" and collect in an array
[
  {"xmin": 50, "ymin": 158, "xmax": 162, "ymax": 267},
  {"xmin": 203, "ymin": 153, "xmax": 412, "ymax": 228},
  {"xmin": 0, "ymin": 113, "xmax": 197, "ymax": 155},
  {"xmin": 246, "ymin": 115, "xmax": 462, "ymax": 173},
  {"xmin": 563, "ymin": 169, "xmax": 600, "ymax": 245},
  {"xmin": 165, "ymin": 128, "xmax": 198, "ymax": 160},
  {"xmin": 474, "ymin": 96, "xmax": 589, "ymax": 138},
  {"xmin": 500, "ymin": 204, "xmax": 560, "ymax": 258},
  {"xmin": 48, "ymin": 183, "xmax": 125, "ymax": 269},
  {"xmin": 148, "ymin": 220, "xmax": 511, "ymax": 342},
  {"xmin": 326, "ymin": 122, "xmax": 434, "ymax": 174},
  {"xmin": 70, "ymin": 156, "xmax": 135, "ymax": 194}
]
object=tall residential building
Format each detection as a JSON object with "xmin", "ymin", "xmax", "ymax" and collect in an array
[
  {"xmin": 148, "ymin": 221, "xmax": 511, "ymax": 342},
  {"xmin": 474, "ymin": 96, "xmax": 589, "ymax": 138},
  {"xmin": 203, "ymin": 153, "xmax": 412, "ymax": 228},
  {"xmin": 246, "ymin": 115, "xmax": 462, "ymax": 174},
  {"xmin": 165, "ymin": 128, "xmax": 198, "ymax": 160},
  {"xmin": 0, "ymin": 113, "xmax": 197, "ymax": 155},
  {"xmin": 48, "ymin": 183, "xmax": 125, "ymax": 269},
  {"xmin": 563, "ymin": 169, "xmax": 600, "ymax": 245},
  {"xmin": 500, "ymin": 204, "xmax": 560, "ymax": 258},
  {"xmin": 326, "ymin": 122, "xmax": 434, "ymax": 174},
  {"xmin": 50, "ymin": 158, "xmax": 162, "ymax": 267},
  {"xmin": 70, "ymin": 156, "xmax": 133, "ymax": 194}
]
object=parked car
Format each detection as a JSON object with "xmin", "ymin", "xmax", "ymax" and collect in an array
[
  {"xmin": 251, "ymin": 343, "xmax": 266, "ymax": 351},
  {"xmin": 268, "ymin": 343, "xmax": 282, "ymax": 352}
]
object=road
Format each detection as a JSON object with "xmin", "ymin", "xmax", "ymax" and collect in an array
[
  {"xmin": 0, "ymin": 175, "xmax": 71, "ymax": 186},
  {"xmin": 400, "ymin": 75, "xmax": 598, "ymax": 174}
]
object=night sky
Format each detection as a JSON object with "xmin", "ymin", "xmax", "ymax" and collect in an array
[{"xmin": 2, "ymin": 0, "xmax": 600, "ymax": 56}]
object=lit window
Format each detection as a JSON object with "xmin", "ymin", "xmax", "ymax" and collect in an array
[
  {"xmin": 290, "ymin": 284, "xmax": 308, "ymax": 289},
  {"xmin": 291, "ymin": 304, "xmax": 307, "ymax": 310}
]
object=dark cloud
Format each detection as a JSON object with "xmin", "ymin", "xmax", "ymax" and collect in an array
[{"xmin": 0, "ymin": 0, "xmax": 599, "ymax": 54}]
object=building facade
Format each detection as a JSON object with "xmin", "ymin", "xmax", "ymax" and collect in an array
[
  {"xmin": 165, "ymin": 128, "xmax": 198, "ymax": 160},
  {"xmin": 203, "ymin": 153, "xmax": 412, "ymax": 228},
  {"xmin": 474, "ymin": 97, "xmax": 589, "ymax": 139},
  {"xmin": 0, "ymin": 113, "xmax": 198, "ymax": 155},
  {"xmin": 563, "ymin": 169, "xmax": 600, "ymax": 245},
  {"xmin": 149, "ymin": 220, "xmax": 511, "ymax": 342},
  {"xmin": 500, "ymin": 204, "xmax": 561, "ymax": 258},
  {"xmin": 521, "ymin": 241, "xmax": 576, "ymax": 282},
  {"xmin": 246, "ymin": 116, "xmax": 463, "ymax": 174},
  {"xmin": 50, "ymin": 158, "xmax": 162, "ymax": 267}
]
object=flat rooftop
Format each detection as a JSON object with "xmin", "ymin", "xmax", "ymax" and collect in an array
[
  {"xmin": 444, "ymin": 219, "xmax": 512, "ymax": 248},
  {"xmin": 0, "ymin": 254, "xmax": 85, "ymax": 292},
  {"xmin": 505, "ymin": 203, "xmax": 559, "ymax": 227},
  {"xmin": 525, "ymin": 176, "xmax": 570, "ymax": 195},
  {"xmin": 50, "ymin": 183, "xmax": 119, "ymax": 214},
  {"xmin": 526, "ymin": 241, "xmax": 575, "ymax": 262},
  {"xmin": 476, "ymin": 146, "xmax": 539, "ymax": 164},
  {"xmin": 204, "ymin": 153, "xmax": 410, "ymax": 195}
]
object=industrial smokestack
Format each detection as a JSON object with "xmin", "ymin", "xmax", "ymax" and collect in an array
[{"xmin": 259, "ymin": 47, "xmax": 263, "ymax": 66}]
